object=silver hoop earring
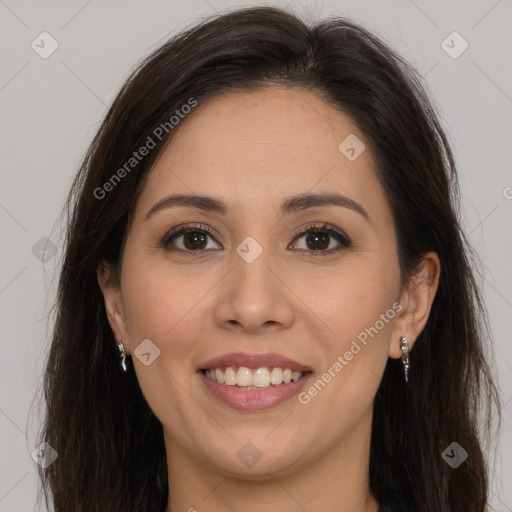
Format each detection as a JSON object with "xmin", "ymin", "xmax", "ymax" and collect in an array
[
  {"xmin": 117, "ymin": 336, "xmax": 128, "ymax": 372},
  {"xmin": 400, "ymin": 336, "xmax": 409, "ymax": 382}
]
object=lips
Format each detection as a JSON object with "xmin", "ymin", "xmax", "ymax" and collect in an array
[{"xmin": 197, "ymin": 352, "xmax": 313, "ymax": 411}]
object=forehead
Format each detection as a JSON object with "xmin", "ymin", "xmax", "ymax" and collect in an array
[{"xmin": 134, "ymin": 86, "xmax": 385, "ymax": 219}]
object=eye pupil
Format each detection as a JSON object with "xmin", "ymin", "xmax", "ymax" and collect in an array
[
  {"xmin": 306, "ymin": 231, "xmax": 329, "ymax": 250},
  {"xmin": 184, "ymin": 231, "xmax": 207, "ymax": 250}
]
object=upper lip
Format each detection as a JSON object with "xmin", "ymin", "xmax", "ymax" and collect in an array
[{"xmin": 199, "ymin": 352, "xmax": 312, "ymax": 372}]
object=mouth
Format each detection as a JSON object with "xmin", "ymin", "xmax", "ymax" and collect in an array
[{"xmin": 197, "ymin": 352, "xmax": 313, "ymax": 411}]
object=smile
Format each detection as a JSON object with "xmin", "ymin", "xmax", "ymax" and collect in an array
[{"xmin": 198, "ymin": 352, "xmax": 313, "ymax": 411}]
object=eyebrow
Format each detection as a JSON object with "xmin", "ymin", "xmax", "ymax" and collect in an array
[{"xmin": 144, "ymin": 192, "xmax": 370, "ymax": 222}]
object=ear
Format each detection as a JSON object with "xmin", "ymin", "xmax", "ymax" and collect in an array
[
  {"xmin": 389, "ymin": 251, "xmax": 441, "ymax": 359},
  {"xmin": 97, "ymin": 261, "xmax": 130, "ymax": 353}
]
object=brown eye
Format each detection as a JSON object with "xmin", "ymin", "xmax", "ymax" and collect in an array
[
  {"xmin": 289, "ymin": 223, "xmax": 351, "ymax": 255},
  {"xmin": 161, "ymin": 224, "xmax": 221, "ymax": 253},
  {"xmin": 180, "ymin": 230, "xmax": 208, "ymax": 250}
]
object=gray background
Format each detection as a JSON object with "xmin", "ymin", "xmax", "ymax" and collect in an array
[{"xmin": 0, "ymin": 0, "xmax": 511, "ymax": 510}]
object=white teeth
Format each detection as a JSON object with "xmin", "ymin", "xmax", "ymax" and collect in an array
[
  {"xmin": 224, "ymin": 367, "xmax": 237, "ymax": 386},
  {"xmin": 204, "ymin": 366, "xmax": 305, "ymax": 387},
  {"xmin": 215, "ymin": 368, "xmax": 225, "ymax": 384},
  {"xmin": 236, "ymin": 367, "xmax": 252, "ymax": 387},
  {"xmin": 253, "ymin": 368, "xmax": 270, "ymax": 388},
  {"xmin": 270, "ymin": 367, "xmax": 283, "ymax": 385},
  {"xmin": 291, "ymin": 371, "xmax": 302, "ymax": 382}
]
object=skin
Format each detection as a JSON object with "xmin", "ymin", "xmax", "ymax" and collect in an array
[{"xmin": 98, "ymin": 86, "xmax": 440, "ymax": 512}]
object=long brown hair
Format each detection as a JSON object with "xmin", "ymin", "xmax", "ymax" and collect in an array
[{"xmin": 36, "ymin": 6, "xmax": 501, "ymax": 511}]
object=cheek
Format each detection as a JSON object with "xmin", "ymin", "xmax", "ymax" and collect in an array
[
  {"xmin": 121, "ymin": 246, "xmax": 205, "ymax": 342},
  {"xmin": 300, "ymin": 256, "xmax": 400, "ymax": 405},
  {"xmin": 119, "ymin": 252, "xmax": 210, "ymax": 430},
  {"xmin": 309, "ymin": 257, "xmax": 399, "ymax": 342}
]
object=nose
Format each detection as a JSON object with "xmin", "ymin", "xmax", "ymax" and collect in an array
[{"xmin": 214, "ymin": 247, "xmax": 295, "ymax": 334}]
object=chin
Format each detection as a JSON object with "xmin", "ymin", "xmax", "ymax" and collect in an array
[{"xmin": 196, "ymin": 437, "xmax": 306, "ymax": 479}]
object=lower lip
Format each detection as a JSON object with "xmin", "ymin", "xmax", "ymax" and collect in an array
[{"xmin": 198, "ymin": 371, "xmax": 312, "ymax": 411}]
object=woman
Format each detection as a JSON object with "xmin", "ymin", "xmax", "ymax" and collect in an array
[{"xmin": 37, "ymin": 6, "xmax": 501, "ymax": 512}]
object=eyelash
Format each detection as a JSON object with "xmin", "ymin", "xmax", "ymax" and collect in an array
[{"xmin": 160, "ymin": 222, "xmax": 352, "ymax": 257}]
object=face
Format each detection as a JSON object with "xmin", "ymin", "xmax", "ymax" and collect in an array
[{"xmin": 99, "ymin": 86, "xmax": 431, "ymax": 480}]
